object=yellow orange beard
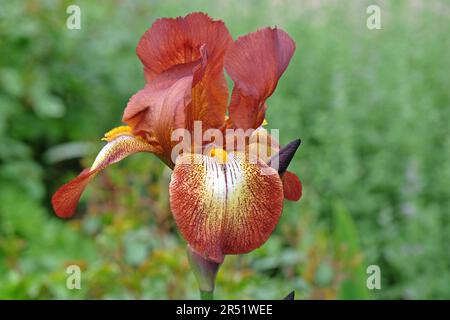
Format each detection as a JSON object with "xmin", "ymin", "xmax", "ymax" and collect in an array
[
  {"xmin": 102, "ymin": 125, "xmax": 134, "ymax": 141},
  {"xmin": 209, "ymin": 148, "xmax": 228, "ymax": 164}
]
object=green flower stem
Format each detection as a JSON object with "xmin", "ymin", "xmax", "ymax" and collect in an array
[
  {"xmin": 187, "ymin": 246, "xmax": 221, "ymax": 300},
  {"xmin": 200, "ymin": 290, "xmax": 214, "ymax": 300}
]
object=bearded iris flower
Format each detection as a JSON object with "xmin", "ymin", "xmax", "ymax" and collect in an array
[{"xmin": 52, "ymin": 12, "xmax": 302, "ymax": 296}]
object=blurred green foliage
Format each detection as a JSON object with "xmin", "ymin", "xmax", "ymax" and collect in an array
[{"xmin": 0, "ymin": 0, "xmax": 449, "ymax": 299}]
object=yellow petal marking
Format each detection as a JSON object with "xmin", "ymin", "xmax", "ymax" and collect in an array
[
  {"xmin": 209, "ymin": 148, "xmax": 228, "ymax": 164},
  {"xmin": 102, "ymin": 126, "xmax": 133, "ymax": 142}
]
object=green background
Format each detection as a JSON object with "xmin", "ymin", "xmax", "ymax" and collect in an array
[{"xmin": 0, "ymin": 0, "xmax": 449, "ymax": 299}]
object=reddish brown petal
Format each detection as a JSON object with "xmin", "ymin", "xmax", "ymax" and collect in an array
[
  {"xmin": 169, "ymin": 152, "xmax": 283, "ymax": 263},
  {"xmin": 52, "ymin": 135, "xmax": 157, "ymax": 218},
  {"xmin": 188, "ymin": 40, "xmax": 231, "ymax": 133},
  {"xmin": 51, "ymin": 168, "xmax": 97, "ymax": 219},
  {"xmin": 225, "ymin": 27, "xmax": 296, "ymax": 129},
  {"xmin": 123, "ymin": 63, "xmax": 195, "ymax": 135},
  {"xmin": 282, "ymin": 171, "xmax": 302, "ymax": 201},
  {"xmin": 122, "ymin": 64, "xmax": 194, "ymax": 167},
  {"xmin": 135, "ymin": 12, "xmax": 233, "ymax": 134},
  {"xmin": 247, "ymin": 130, "xmax": 302, "ymax": 201},
  {"xmin": 137, "ymin": 12, "xmax": 232, "ymax": 80}
]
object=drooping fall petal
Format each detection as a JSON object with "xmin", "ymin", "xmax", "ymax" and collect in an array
[
  {"xmin": 247, "ymin": 129, "xmax": 302, "ymax": 201},
  {"xmin": 52, "ymin": 133, "xmax": 158, "ymax": 218},
  {"xmin": 225, "ymin": 27, "xmax": 296, "ymax": 130},
  {"xmin": 282, "ymin": 171, "xmax": 302, "ymax": 201},
  {"xmin": 127, "ymin": 12, "xmax": 233, "ymax": 150},
  {"xmin": 169, "ymin": 152, "xmax": 284, "ymax": 263}
]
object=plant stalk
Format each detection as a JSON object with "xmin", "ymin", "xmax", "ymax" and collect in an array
[
  {"xmin": 187, "ymin": 246, "xmax": 221, "ymax": 300},
  {"xmin": 200, "ymin": 290, "xmax": 214, "ymax": 300}
]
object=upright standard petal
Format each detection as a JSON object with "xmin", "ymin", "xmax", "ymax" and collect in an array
[
  {"xmin": 169, "ymin": 152, "xmax": 284, "ymax": 263},
  {"xmin": 123, "ymin": 64, "xmax": 194, "ymax": 167},
  {"xmin": 137, "ymin": 12, "xmax": 230, "ymax": 80},
  {"xmin": 52, "ymin": 129, "xmax": 159, "ymax": 218},
  {"xmin": 225, "ymin": 27, "xmax": 296, "ymax": 130},
  {"xmin": 133, "ymin": 12, "xmax": 233, "ymax": 138}
]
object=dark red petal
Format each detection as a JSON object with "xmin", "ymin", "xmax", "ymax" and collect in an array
[
  {"xmin": 137, "ymin": 12, "xmax": 232, "ymax": 132},
  {"xmin": 187, "ymin": 38, "xmax": 232, "ymax": 133},
  {"xmin": 137, "ymin": 12, "xmax": 232, "ymax": 81},
  {"xmin": 122, "ymin": 64, "xmax": 194, "ymax": 167},
  {"xmin": 282, "ymin": 171, "xmax": 302, "ymax": 201},
  {"xmin": 123, "ymin": 63, "xmax": 194, "ymax": 137},
  {"xmin": 126, "ymin": 13, "xmax": 233, "ymax": 162},
  {"xmin": 51, "ymin": 135, "xmax": 156, "ymax": 218},
  {"xmin": 52, "ymin": 168, "xmax": 97, "ymax": 218},
  {"xmin": 225, "ymin": 27, "xmax": 296, "ymax": 129},
  {"xmin": 169, "ymin": 152, "xmax": 284, "ymax": 263}
]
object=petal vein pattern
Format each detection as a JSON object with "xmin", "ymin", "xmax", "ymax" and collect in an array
[{"xmin": 170, "ymin": 153, "xmax": 284, "ymax": 263}]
